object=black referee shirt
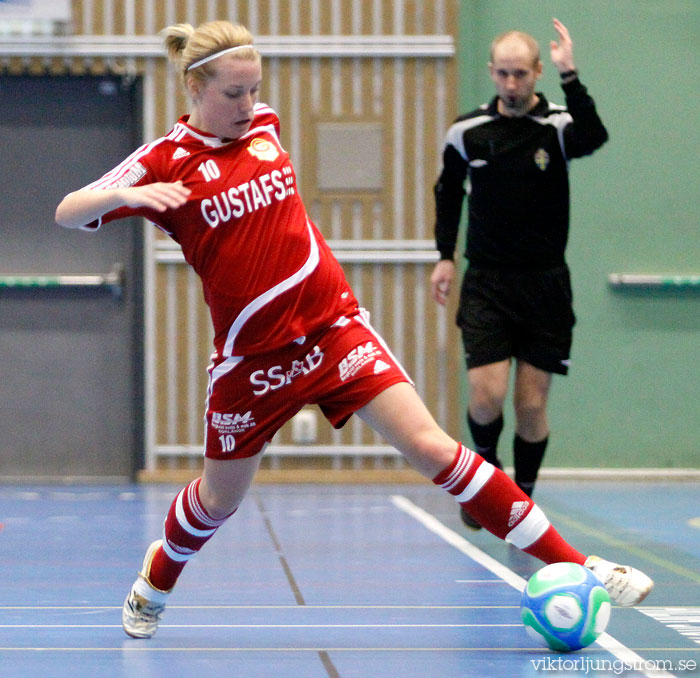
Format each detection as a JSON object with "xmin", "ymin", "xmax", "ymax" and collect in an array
[{"xmin": 434, "ymin": 78, "xmax": 608, "ymax": 270}]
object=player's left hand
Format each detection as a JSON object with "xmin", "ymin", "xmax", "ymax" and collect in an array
[{"xmin": 550, "ymin": 18, "xmax": 576, "ymax": 73}]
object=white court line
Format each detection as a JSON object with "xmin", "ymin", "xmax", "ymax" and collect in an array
[
  {"xmin": 637, "ymin": 607, "xmax": 700, "ymax": 646},
  {"xmin": 0, "ymin": 604, "xmax": 516, "ymax": 610},
  {"xmin": 0, "ymin": 624, "xmax": 520, "ymax": 629},
  {"xmin": 391, "ymin": 495, "xmax": 677, "ymax": 678},
  {"xmin": 0, "ymin": 647, "xmax": 633, "ymax": 652}
]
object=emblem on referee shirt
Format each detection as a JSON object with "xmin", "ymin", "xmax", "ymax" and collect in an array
[
  {"xmin": 247, "ymin": 138, "xmax": 279, "ymax": 161},
  {"xmin": 534, "ymin": 148, "xmax": 550, "ymax": 171}
]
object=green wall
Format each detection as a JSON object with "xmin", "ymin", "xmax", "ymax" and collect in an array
[{"xmin": 456, "ymin": 1, "xmax": 699, "ymax": 468}]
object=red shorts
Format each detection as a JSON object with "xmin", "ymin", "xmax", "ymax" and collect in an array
[{"xmin": 203, "ymin": 310, "xmax": 412, "ymax": 460}]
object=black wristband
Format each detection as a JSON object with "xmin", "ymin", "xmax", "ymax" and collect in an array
[{"xmin": 559, "ymin": 69, "xmax": 578, "ymax": 80}]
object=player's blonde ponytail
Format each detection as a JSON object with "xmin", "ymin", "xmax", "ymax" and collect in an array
[{"xmin": 161, "ymin": 23, "xmax": 195, "ymax": 64}]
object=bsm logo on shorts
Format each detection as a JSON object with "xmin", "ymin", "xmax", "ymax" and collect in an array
[
  {"xmin": 211, "ymin": 410, "xmax": 256, "ymax": 434},
  {"xmin": 250, "ymin": 345, "xmax": 324, "ymax": 396},
  {"xmin": 338, "ymin": 341, "xmax": 383, "ymax": 382}
]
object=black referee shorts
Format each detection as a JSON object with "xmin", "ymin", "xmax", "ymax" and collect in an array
[{"xmin": 456, "ymin": 265, "xmax": 576, "ymax": 375}]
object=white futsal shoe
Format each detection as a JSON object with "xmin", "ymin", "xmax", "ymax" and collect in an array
[
  {"xmin": 585, "ymin": 555, "xmax": 654, "ymax": 606},
  {"xmin": 122, "ymin": 539, "xmax": 171, "ymax": 638}
]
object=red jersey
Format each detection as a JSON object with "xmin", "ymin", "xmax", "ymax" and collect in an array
[{"xmin": 83, "ymin": 103, "xmax": 358, "ymax": 357}]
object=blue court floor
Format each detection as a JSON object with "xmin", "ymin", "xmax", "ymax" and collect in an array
[{"xmin": 0, "ymin": 479, "xmax": 699, "ymax": 678}]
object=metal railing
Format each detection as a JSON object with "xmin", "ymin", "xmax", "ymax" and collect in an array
[
  {"xmin": 0, "ymin": 263, "xmax": 124, "ymax": 297},
  {"xmin": 0, "ymin": 34, "xmax": 455, "ymax": 59},
  {"xmin": 608, "ymin": 273, "xmax": 700, "ymax": 288}
]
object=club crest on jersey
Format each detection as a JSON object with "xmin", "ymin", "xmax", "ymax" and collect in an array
[
  {"xmin": 534, "ymin": 148, "xmax": 550, "ymax": 171},
  {"xmin": 247, "ymin": 138, "xmax": 279, "ymax": 162}
]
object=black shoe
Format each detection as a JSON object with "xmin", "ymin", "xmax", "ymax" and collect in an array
[{"xmin": 459, "ymin": 506, "xmax": 482, "ymax": 530}]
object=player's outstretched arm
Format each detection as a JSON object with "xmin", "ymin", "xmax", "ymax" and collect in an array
[{"xmin": 55, "ymin": 181, "xmax": 191, "ymax": 229}]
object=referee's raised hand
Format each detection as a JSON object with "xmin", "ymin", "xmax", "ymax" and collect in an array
[{"xmin": 550, "ymin": 18, "xmax": 576, "ymax": 74}]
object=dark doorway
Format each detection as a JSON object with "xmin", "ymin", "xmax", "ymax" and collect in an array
[{"xmin": 0, "ymin": 74, "xmax": 144, "ymax": 480}]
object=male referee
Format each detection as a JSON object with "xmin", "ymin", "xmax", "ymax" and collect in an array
[{"xmin": 430, "ymin": 18, "xmax": 608, "ymax": 529}]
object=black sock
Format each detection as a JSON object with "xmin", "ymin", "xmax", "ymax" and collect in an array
[
  {"xmin": 467, "ymin": 412, "xmax": 504, "ymax": 469},
  {"xmin": 513, "ymin": 434, "xmax": 548, "ymax": 497}
]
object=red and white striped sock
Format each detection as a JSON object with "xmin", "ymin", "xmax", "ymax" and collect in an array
[
  {"xmin": 148, "ymin": 478, "xmax": 235, "ymax": 591},
  {"xmin": 433, "ymin": 444, "xmax": 585, "ymax": 565}
]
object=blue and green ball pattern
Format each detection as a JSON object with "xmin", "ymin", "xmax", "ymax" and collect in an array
[{"xmin": 521, "ymin": 562, "xmax": 611, "ymax": 652}]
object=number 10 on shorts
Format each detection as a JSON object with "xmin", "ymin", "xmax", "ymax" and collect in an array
[{"xmin": 218, "ymin": 434, "xmax": 236, "ymax": 453}]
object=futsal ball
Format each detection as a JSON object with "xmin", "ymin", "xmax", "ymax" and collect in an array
[{"xmin": 520, "ymin": 562, "xmax": 611, "ymax": 652}]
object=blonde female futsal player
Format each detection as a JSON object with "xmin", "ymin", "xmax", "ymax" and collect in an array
[{"xmin": 55, "ymin": 20, "xmax": 653, "ymax": 638}]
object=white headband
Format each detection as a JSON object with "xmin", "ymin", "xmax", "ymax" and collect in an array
[{"xmin": 187, "ymin": 44, "xmax": 255, "ymax": 72}]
